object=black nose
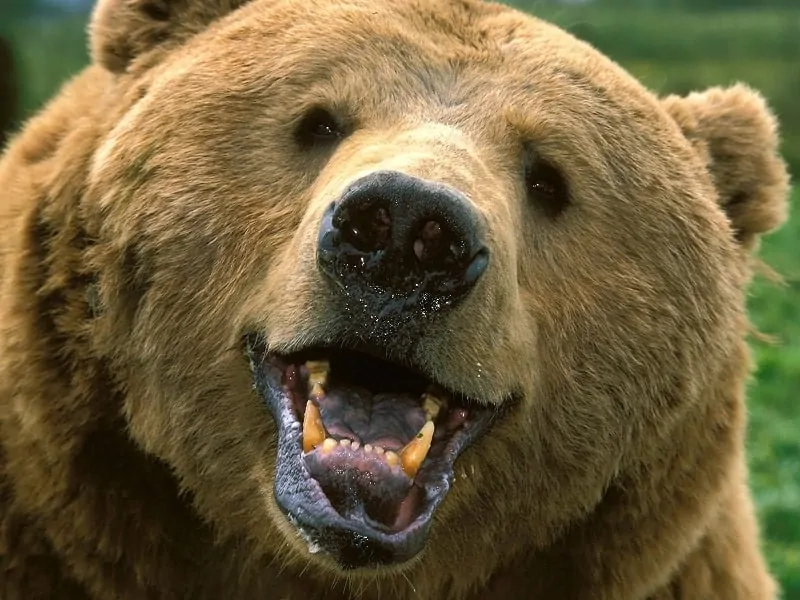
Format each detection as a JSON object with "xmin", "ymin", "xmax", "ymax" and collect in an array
[{"xmin": 317, "ymin": 171, "xmax": 489, "ymax": 312}]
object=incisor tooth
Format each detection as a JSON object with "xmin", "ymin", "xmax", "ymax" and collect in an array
[
  {"xmin": 385, "ymin": 451, "xmax": 399, "ymax": 467},
  {"xmin": 322, "ymin": 438, "xmax": 338, "ymax": 453},
  {"xmin": 399, "ymin": 421, "xmax": 434, "ymax": 478},
  {"xmin": 302, "ymin": 401, "xmax": 326, "ymax": 453}
]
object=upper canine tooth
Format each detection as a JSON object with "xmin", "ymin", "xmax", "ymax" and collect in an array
[
  {"xmin": 422, "ymin": 393, "xmax": 445, "ymax": 422},
  {"xmin": 306, "ymin": 360, "xmax": 329, "ymax": 386},
  {"xmin": 302, "ymin": 400, "xmax": 327, "ymax": 454},
  {"xmin": 309, "ymin": 382, "xmax": 325, "ymax": 400},
  {"xmin": 399, "ymin": 421, "xmax": 434, "ymax": 478}
]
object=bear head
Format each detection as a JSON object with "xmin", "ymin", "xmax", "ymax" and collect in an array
[{"xmin": 2, "ymin": 0, "xmax": 789, "ymax": 595}]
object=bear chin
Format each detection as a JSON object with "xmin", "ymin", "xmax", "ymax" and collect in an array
[{"xmin": 244, "ymin": 333, "xmax": 509, "ymax": 570}]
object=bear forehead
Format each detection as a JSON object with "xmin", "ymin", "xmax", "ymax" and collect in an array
[
  {"xmin": 153, "ymin": 0, "xmax": 660, "ymax": 120},
  {"xmin": 91, "ymin": 0, "xmax": 707, "ymax": 255}
]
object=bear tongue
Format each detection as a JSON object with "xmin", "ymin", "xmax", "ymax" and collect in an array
[{"xmin": 316, "ymin": 386, "xmax": 427, "ymax": 449}]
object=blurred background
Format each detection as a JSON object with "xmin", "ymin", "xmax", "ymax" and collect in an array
[{"xmin": 0, "ymin": 0, "xmax": 797, "ymax": 596}]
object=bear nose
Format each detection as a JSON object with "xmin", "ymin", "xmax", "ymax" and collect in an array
[{"xmin": 317, "ymin": 170, "xmax": 489, "ymax": 312}]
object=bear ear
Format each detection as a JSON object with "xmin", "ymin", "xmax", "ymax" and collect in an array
[
  {"xmin": 90, "ymin": 0, "xmax": 251, "ymax": 73},
  {"xmin": 662, "ymin": 84, "xmax": 791, "ymax": 248}
]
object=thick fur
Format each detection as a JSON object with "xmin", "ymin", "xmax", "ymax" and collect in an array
[{"xmin": 0, "ymin": 0, "xmax": 791, "ymax": 598}]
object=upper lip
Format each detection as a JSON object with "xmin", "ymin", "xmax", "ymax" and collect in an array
[{"xmin": 244, "ymin": 332, "xmax": 509, "ymax": 568}]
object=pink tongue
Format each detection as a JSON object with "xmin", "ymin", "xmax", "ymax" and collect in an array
[{"xmin": 316, "ymin": 386, "xmax": 426, "ymax": 450}]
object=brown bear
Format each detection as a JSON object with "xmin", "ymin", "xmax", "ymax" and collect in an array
[{"xmin": 0, "ymin": 0, "xmax": 791, "ymax": 598}]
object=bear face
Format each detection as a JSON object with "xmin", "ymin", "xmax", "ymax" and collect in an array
[{"xmin": 0, "ymin": 0, "xmax": 789, "ymax": 598}]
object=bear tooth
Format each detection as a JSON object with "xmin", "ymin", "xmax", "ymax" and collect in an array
[
  {"xmin": 364, "ymin": 444, "xmax": 373, "ymax": 453},
  {"xmin": 399, "ymin": 421, "xmax": 434, "ymax": 478},
  {"xmin": 306, "ymin": 360, "xmax": 329, "ymax": 386},
  {"xmin": 422, "ymin": 392, "xmax": 445, "ymax": 422},
  {"xmin": 302, "ymin": 401, "xmax": 327, "ymax": 454},
  {"xmin": 374, "ymin": 446, "xmax": 385, "ymax": 455},
  {"xmin": 309, "ymin": 382, "xmax": 325, "ymax": 400},
  {"xmin": 385, "ymin": 451, "xmax": 399, "ymax": 467},
  {"xmin": 321, "ymin": 438, "xmax": 338, "ymax": 453},
  {"xmin": 340, "ymin": 439, "xmax": 351, "ymax": 447},
  {"xmin": 351, "ymin": 441, "xmax": 360, "ymax": 450},
  {"xmin": 306, "ymin": 359, "xmax": 329, "ymax": 371}
]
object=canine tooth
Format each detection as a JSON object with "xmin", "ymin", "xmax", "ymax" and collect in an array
[
  {"xmin": 302, "ymin": 401, "xmax": 326, "ymax": 453},
  {"xmin": 306, "ymin": 360, "xmax": 329, "ymax": 386},
  {"xmin": 322, "ymin": 438, "xmax": 338, "ymax": 453},
  {"xmin": 364, "ymin": 444, "xmax": 373, "ymax": 453},
  {"xmin": 399, "ymin": 421, "xmax": 434, "ymax": 478},
  {"xmin": 422, "ymin": 393, "xmax": 445, "ymax": 422},
  {"xmin": 385, "ymin": 451, "xmax": 399, "ymax": 467},
  {"xmin": 309, "ymin": 382, "xmax": 325, "ymax": 400}
]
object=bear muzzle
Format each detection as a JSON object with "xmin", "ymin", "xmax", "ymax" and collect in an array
[
  {"xmin": 316, "ymin": 170, "xmax": 490, "ymax": 317},
  {"xmin": 244, "ymin": 335, "xmax": 509, "ymax": 570}
]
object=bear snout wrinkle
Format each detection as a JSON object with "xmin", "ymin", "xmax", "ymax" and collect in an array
[{"xmin": 316, "ymin": 170, "xmax": 490, "ymax": 318}]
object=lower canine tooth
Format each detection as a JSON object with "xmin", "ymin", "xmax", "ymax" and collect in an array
[
  {"xmin": 302, "ymin": 401, "xmax": 327, "ymax": 453},
  {"xmin": 399, "ymin": 421, "xmax": 434, "ymax": 478}
]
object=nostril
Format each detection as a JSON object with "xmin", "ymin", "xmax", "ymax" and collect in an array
[
  {"xmin": 371, "ymin": 207, "xmax": 391, "ymax": 247},
  {"xmin": 420, "ymin": 221, "xmax": 442, "ymax": 249},
  {"xmin": 412, "ymin": 219, "xmax": 464, "ymax": 268},
  {"xmin": 337, "ymin": 202, "xmax": 392, "ymax": 253},
  {"xmin": 412, "ymin": 220, "xmax": 441, "ymax": 262}
]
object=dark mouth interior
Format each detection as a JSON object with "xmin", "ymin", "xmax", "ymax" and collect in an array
[{"xmin": 276, "ymin": 347, "xmax": 482, "ymax": 533}]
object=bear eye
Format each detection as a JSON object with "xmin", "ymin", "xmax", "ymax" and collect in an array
[
  {"xmin": 295, "ymin": 106, "xmax": 346, "ymax": 150},
  {"xmin": 524, "ymin": 149, "xmax": 569, "ymax": 219}
]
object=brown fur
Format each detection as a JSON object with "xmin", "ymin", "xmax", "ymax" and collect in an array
[{"xmin": 0, "ymin": 0, "xmax": 791, "ymax": 598}]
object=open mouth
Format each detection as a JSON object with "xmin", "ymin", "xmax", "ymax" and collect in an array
[{"xmin": 244, "ymin": 334, "xmax": 503, "ymax": 569}]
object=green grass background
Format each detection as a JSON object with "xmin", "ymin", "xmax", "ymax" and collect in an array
[{"xmin": 1, "ymin": 4, "xmax": 798, "ymax": 597}]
